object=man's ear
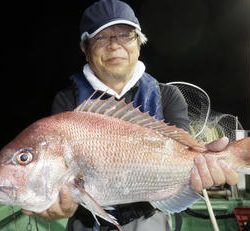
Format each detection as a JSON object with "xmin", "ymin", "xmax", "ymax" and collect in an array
[
  {"xmin": 80, "ymin": 41, "xmax": 85, "ymax": 52},
  {"xmin": 80, "ymin": 41, "xmax": 89, "ymax": 62}
]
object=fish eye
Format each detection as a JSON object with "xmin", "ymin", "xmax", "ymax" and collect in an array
[{"xmin": 14, "ymin": 149, "xmax": 33, "ymax": 165}]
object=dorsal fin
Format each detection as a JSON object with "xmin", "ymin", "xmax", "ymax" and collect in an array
[{"xmin": 74, "ymin": 91, "xmax": 206, "ymax": 151}]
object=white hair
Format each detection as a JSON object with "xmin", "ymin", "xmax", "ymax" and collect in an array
[{"xmin": 135, "ymin": 28, "xmax": 148, "ymax": 45}]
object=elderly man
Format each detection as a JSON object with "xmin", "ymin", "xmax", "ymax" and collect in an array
[{"xmin": 23, "ymin": 0, "xmax": 238, "ymax": 230}]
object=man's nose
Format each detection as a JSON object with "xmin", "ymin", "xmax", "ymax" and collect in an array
[{"xmin": 108, "ymin": 35, "xmax": 121, "ymax": 48}]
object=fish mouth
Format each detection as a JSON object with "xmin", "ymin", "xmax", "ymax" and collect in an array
[
  {"xmin": 0, "ymin": 185, "xmax": 18, "ymax": 203},
  {"xmin": 0, "ymin": 185, "xmax": 18, "ymax": 192}
]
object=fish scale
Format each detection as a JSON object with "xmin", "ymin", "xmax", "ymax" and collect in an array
[{"xmin": 0, "ymin": 95, "xmax": 250, "ymax": 230}]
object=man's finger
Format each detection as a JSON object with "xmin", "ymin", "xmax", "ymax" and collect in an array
[
  {"xmin": 59, "ymin": 186, "xmax": 78, "ymax": 217},
  {"xmin": 219, "ymin": 160, "xmax": 239, "ymax": 185},
  {"xmin": 194, "ymin": 154, "xmax": 213, "ymax": 189},
  {"xmin": 205, "ymin": 137, "xmax": 229, "ymax": 152},
  {"xmin": 205, "ymin": 155, "xmax": 226, "ymax": 186},
  {"xmin": 21, "ymin": 209, "xmax": 33, "ymax": 216},
  {"xmin": 191, "ymin": 166, "xmax": 203, "ymax": 192}
]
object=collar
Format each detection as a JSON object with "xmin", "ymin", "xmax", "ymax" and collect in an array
[{"xmin": 83, "ymin": 61, "xmax": 146, "ymax": 99}]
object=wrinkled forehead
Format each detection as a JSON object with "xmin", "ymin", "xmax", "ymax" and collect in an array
[{"xmin": 97, "ymin": 24, "xmax": 135, "ymax": 35}]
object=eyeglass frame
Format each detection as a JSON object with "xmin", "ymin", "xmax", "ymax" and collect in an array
[{"xmin": 89, "ymin": 30, "xmax": 139, "ymax": 47}]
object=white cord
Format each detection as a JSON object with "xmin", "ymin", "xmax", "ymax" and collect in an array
[{"xmin": 202, "ymin": 189, "xmax": 220, "ymax": 231}]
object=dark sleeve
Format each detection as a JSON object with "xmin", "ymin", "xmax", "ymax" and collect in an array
[
  {"xmin": 159, "ymin": 83, "xmax": 190, "ymax": 131},
  {"xmin": 51, "ymin": 86, "xmax": 76, "ymax": 115}
]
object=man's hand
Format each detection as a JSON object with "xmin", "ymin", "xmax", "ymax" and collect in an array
[
  {"xmin": 22, "ymin": 186, "xmax": 78, "ymax": 220},
  {"xmin": 191, "ymin": 137, "xmax": 239, "ymax": 192}
]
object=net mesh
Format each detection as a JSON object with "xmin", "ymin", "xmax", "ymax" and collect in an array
[{"xmin": 166, "ymin": 81, "xmax": 244, "ymax": 143}]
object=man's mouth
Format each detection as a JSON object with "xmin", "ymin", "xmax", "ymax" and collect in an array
[{"xmin": 105, "ymin": 57, "xmax": 126, "ymax": 64}]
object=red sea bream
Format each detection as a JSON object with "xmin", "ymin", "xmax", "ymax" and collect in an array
[{"xmin": 0, "ymin": 95, "xmax": 250, "ymax": 230}]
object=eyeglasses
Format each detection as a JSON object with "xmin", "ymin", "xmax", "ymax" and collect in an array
[{"xmin": 91, "ymin": 30, "xmax": 138, "ymax": 47}]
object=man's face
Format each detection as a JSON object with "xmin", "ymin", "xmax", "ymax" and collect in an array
[{"xmin": 85, "ymin": 25, "xmax": 140, "ymax": 83}]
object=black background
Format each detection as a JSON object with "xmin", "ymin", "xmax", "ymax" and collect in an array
[{"xmin": 1, "ymin": 0, "xmax": 250, "ymax": 148}]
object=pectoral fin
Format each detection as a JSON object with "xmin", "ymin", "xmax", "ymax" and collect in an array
[{"xmin": 73, "ymin": 185, "xmax": 122, "ymax": 231}]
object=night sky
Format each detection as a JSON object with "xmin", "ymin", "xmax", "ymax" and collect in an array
[{"xmin": 1, "ymin": 0, "xmax": 250, "ymax": 148}]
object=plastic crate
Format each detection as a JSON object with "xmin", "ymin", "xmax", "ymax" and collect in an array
[
  {"xmin": 234, "ymin": 207, "xmax": 250, "ymax": 231},
  {"xmin": 0, "ymin": 205, "xmax": 68, "ymax": 231}
]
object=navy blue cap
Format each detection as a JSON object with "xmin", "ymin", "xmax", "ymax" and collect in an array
[{"xmin": 80, "ymin": 0, "xmax": 141, "ymax": 41}]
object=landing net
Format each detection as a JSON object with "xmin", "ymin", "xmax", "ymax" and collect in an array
[{"xmin": 165, "ymin": 81, "xmax": 244, "ymax": 142}]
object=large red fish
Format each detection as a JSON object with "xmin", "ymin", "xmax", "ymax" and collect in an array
[{"xmin": 0, "ymin": 95, "xmax": 249, "ymax": 230}]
